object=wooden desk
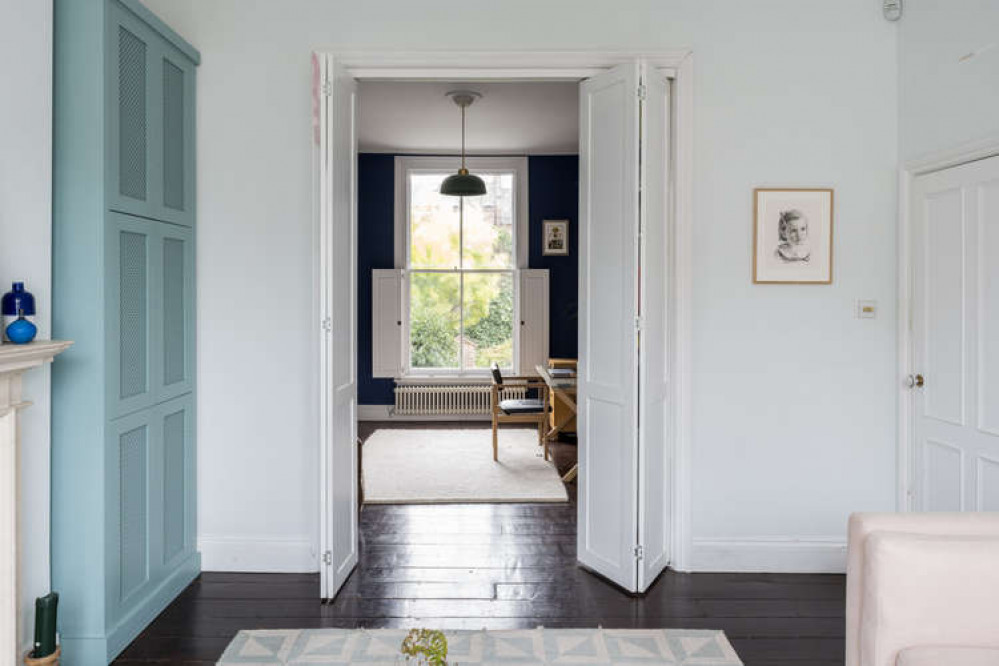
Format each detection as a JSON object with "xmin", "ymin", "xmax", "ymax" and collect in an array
[
  {"xmin": 536, "ymin": 364, "xmax": 578, "ymax": 483},
  {"xmin": 547, "ymin": 358, "xmax": 577, "ymax": 433}
]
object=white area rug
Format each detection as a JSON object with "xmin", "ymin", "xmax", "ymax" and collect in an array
[
  {"xmin": 362, "ymin": 428, "xmax": 568, "ymax": 504},
  {"xmin": 219, "ymin": 628, "xmax": 743, "ymax": 664}
]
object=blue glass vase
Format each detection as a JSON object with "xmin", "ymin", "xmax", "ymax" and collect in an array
[
  {"xmin": 2, "ymin": 282, "xmax": 36, "ymax": 317},
  {"xmin": 3, "ymin": 282, "xmax": 37, "ymax": 343},
  {"xmin": 6, "ymin": 314, "xmax": 37, "ymax": 344}
]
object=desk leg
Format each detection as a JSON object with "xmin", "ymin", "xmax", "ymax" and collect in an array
[{"xmin": 546, "ymin": 387, "xmax": 578, "ymax": 483}]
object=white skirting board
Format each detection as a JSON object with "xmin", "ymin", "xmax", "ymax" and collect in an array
[
  {"xmin": 689, "ymin": 537, "xmax": 847, "ymax": 573},
  {"xmin": 357, "ymin": 404, "xmax": 491, "ymax": 422},
  {"xmin": 198, "ymin": 535, "xmax": 318, "ymax": 573}
]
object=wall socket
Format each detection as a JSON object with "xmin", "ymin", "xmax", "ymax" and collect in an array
[{"xmin": 857, "ymin": 300, "xmax": 878, "ymax": 319}]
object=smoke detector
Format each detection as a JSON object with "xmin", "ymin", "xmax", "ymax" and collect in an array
[{"xmin": 883, "ymin": 0, "xmax": 902, "ymax": 21}]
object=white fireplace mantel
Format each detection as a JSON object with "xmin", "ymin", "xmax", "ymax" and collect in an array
[{"xmin": 0, "ymin": 340, "xmax": 72, "ymax": 662}]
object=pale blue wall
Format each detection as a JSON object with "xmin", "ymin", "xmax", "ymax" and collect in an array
[
  {"xmin": 0, "ymin": 0, "xmax": 54, "ymax": 653},
  {"xmin": 142, "ymin": 0, "xmax": 899, "ymax": 572},
  {"xmin": 899, "ymin": 0, "xmax": 999, "ymax": 161}
]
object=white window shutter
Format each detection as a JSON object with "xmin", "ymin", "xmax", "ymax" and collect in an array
[
  {"xmin": 372, "ymin": 269, "xmax": 404, "ymax": 378},
  {"xmin": 518, "ymin": 269, "xmax": 549, "ymax": 376}
]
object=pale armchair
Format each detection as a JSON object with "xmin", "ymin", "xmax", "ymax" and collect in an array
[{"xmin": 846, "ymin": 513, "xmax": 999, "ymax": 666}]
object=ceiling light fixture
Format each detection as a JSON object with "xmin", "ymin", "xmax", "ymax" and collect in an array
[{"xmin": 440, "ymin": 90, "xmax": 486, "ymax": 197}]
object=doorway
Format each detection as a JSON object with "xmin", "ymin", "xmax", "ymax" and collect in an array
[
  {"xmin": 359, "ymin": 83, "xmax": 575, "ymax": 507},
  {"xmin": 316, "ymin": 52, "xmax": 694, "ymax": 599}
]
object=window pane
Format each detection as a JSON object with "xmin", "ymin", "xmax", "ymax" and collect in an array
[
  {"xmin": 463, "ymin": 272, "xmax": 514, "ymax": 370},
  {"xmin": 410, "ymin": 173, "xmax": 460, "ymax": 269},
  {"xmin": 462, "ymin": 173, "xmax": 515, "ymax": 269},
  {"xmin": 410, "ymin": 272, "xmax": 460, "ymax": 370}
]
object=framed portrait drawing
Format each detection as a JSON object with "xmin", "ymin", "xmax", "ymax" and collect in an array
[
  {"xmin": 753, "ymin": 188, "xmax": 834, "ymax": 284},
  {"xmin": 542, "ymin": 219, "xmax": 569, "ymax": 256}
]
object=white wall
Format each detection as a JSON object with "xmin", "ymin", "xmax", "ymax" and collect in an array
[
  {"xmin": 899, "ymin": 0, "xmax": 999, "ymax": 162},
  {"xmin": 143, "ymin": 0, "xmax": 900, "ymax": 573},
  {"xmin": 0, "ymin": 0, "xmax": 54, "ymax": 650}
]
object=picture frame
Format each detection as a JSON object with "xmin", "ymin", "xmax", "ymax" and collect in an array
[
  {"xmin": 752, "ymin": 188, "xmax": 834, "ymax": 284},
  {"xmin": 542, "ymin": 219, "xmax": 569, "ymax": 256}
]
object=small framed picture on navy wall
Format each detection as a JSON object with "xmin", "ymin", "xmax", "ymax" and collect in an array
[{"xmin": 542, "ymin": 219, "xmax": 569, "ymax": 256}]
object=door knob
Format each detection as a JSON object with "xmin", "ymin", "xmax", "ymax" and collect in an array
[{"xmin": 906, "ymin": 374, "xmax": 925, "ymax": 388}]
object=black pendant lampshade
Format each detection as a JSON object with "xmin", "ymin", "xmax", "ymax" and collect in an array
[
  {"xmin": 440, "ymin": 90, "xmax": 486, "ymax": 197},
  {"xmin": 440, "ymin": 169, "xmax": 486, "ymax": 196}
]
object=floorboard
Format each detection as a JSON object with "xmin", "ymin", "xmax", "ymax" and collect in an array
[{"xmin": 115, "ymin": 422, "xmax": 845, "ymax": 665}]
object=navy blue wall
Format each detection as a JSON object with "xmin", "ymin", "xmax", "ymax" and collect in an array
[
  {"xmin": 357, "ymin": 154, "xmax": 397, "ymax": 405},
  {"xmin": 527, "ymin": 155, "xmax": 579, "ymax": 360},
  {"xmin": 357, "ymin": 154, "xmax": 579, "ymax": 405}
]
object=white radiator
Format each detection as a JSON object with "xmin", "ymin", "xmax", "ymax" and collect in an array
[{"xmin": 394, "ymin": 384, "xmax": 527, "ymax": 416}]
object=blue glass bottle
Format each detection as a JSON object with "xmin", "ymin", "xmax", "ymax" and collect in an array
[
  {"xmin": 2, "ymin": 282, "xmax": 37, "ymax": 344},
  {"xmin": 6, "ymin": 310, "xmax": 37, "ymax": 344}
]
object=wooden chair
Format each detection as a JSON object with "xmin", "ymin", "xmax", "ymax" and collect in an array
[{"xmin": 490, "ymin": 362, "xmax": 549, "ymax": 462}]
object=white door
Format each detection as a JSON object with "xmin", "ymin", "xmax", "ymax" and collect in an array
[
  {"xmin": 577, "ymin": 62, "xmax": 642, "ymax": 590},
  {"xmin": 371, "ymin": 269, "xmax": 404, "ymax": 378},
  {"xmin": 518, "ymin": 269, "xmax": 550, "ymax": 375},
  {"xmin": 318, "ymin": 55, "xmax": 358, "ymax": 599},
  {"xmin": 637, "ymin": 67, "xmax": 672, "ymax": 591},
  {"xmin": 911, "ymin": 154, "xmax": 999, "ymax": 512}
]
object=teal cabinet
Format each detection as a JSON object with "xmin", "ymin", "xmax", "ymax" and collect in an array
[
  {"xmin": 106, "ymin": 213, "xmax": 195, "ymax": 420},
  {"xmin": 103, "ymin": 395, "xmax": 197, "ymax": 653},
  {"xmin": 108, "ymin": 1, "xmax": 197, "ymax": 227},
  {"xmin": 53, "ymin": 1, "xmax": 200, "ymax": 663}
]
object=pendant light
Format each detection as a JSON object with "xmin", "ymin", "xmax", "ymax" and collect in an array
[{"xmin": 440, "ymin": 90, "xmax": 486, "ymax": 197}]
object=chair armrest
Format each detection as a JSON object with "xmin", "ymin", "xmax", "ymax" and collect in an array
[
  {"xmin": 497, "ymin": 381, "xmax": 548, "ymax": 391},
  {"xmin": 861, "ymin": 532, "xmax": 999, "ymax": 666},
  {"xmin": 846, "ymin": 513, "xmax": 999, "ymax": 666}
]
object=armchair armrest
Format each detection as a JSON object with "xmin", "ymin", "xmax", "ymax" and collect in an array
[
  {"xmin": 860, "ymin": 532, "xmax": 999, "ymax": 666},
  {"xmin": 847, "ymin": 513, "xmax": 999, "ymax": 666}
]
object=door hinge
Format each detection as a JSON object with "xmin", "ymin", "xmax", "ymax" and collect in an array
[
  {"xmin": 633, "ymin": 544, "xmax": 644, "ymax": 560},
  {"xmin": 322, "ymin": 550, "xmax": 333, "ymax": 566},
  {"xmin": 634, "ymin": 316, "xmax": 645, "ymax": 331},
  {"xmin": 322, "ymin": 79, "xmax": 333, "ymax": 97},
  {"xmin": 637, "ymin": 84, "xmax": 647, "ymax": 101},
  {"xmin": 321, "ymin": 317, "xmax": 332, "ymax": 332}
]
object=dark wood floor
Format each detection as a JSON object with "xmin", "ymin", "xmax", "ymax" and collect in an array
[{"xmin": 115, "ymin": 423, "xmax": 845, "ymax": 665}]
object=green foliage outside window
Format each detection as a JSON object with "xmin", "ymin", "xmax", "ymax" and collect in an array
[{"xmin": 408, "ymin": 172, "xmax": 515, "ymax": 371}]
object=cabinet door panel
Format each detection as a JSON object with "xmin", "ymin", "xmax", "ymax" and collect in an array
[
  {"xmin": 107, "ymin": 213, "xmax": 156, "ymax": 418},
  {"xmin": 106, "ymin": 394, "xmax": 196, "ymax": 627},
  {"xmin": 158, "ymin": 225, "xmax": 195, "ymax": 401},
  {"xmin": 158, "ymin": 394, "xmax": 196, "ymax": 572},
  {"xmin": 108, "ymin": 3, "xmax": 155, "ymax": 217},
  {"xmin": 109, "ymin": 1, "xmax": 196, "ymax": 226},
  {"xmin": 105, "ymin": 409, "xmax": 154, "ymax": 623},
  {"xmin": 153, "ymin": 43, "xmax": 196, "ymax": 226}
]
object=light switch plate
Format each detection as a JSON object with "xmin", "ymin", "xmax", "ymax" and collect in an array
[{"xmin": 857, "ymin": 300, "xmax": 877, "ymax": 319}]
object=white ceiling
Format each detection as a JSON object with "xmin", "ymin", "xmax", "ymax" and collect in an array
[{"xmin": 357, "ymin": 81, "xmax": 579, "ymax": 155}]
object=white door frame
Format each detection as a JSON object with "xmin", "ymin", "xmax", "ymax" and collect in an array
[
  {"xmin": 314, "ymin": 49, "xmax": 696, "ymax": 574},
  {"xmin": 896, "ymin": 134, "xmax": 999, "ymax": 512}
]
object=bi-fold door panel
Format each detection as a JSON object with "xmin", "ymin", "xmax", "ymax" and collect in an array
[
  {"xmin": 105, "ymin": 393, "xmax": 196, "ymax": 628},
  {"xmin": 107, "ymin": 212, "xmax": 195, "ymax": 419},
  {"xmin": 109, "ymin": 0, "xmax": 196, "ymax": 227},
  {"xmin": 577, "ymin": 62, "xmax": 642, "ymax": 591}
]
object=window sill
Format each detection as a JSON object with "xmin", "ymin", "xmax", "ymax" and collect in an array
[{"xmin": 396, "ymin": 375, "xmax": 498, "ymax": 384}]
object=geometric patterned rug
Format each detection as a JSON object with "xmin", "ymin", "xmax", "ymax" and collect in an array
[{"xmin": 218, "ymin": 627, "xmax": 742, "ymax": 664}]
